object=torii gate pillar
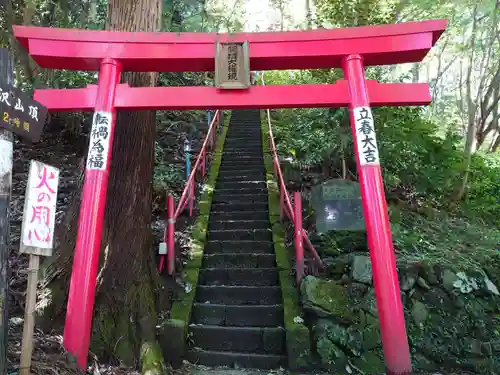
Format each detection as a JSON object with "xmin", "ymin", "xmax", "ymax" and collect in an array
[{"xmin": 343, "ymin": 54, "xmax": 411, "ymax": 373}]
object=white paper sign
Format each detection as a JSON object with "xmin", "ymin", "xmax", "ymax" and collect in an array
[
  {"xmin": 21, "ymin": 161, "xmax": 60, "ymax": 254},
  {"xmin": 353, "ymin": 106, "xmax": 380, "ymax": 166},
  {"xmin": 86, "ymin": 111, "xmax": 112, "ymax": 170}
]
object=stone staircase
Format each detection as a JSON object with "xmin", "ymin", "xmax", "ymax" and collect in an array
[{"xmin": 186, "ymin": 110, "xmax": 287, "ymax": 369}]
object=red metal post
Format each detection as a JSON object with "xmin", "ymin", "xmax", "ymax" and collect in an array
[
  {"xmin": 342, "ymin": 54, "xmax": 411, "ymax": 375},
  {"xmin": 293, "ymin": 192, "xmax": 304, "ymax": 285},
  {"xmin": 167, "ymin": 194, "xmax": 175, "ymax": 275},
  {"xmin": 279, "ymin": 182, "xmax": 285, "ymax": 220},
  {"xmin": 189, "ymin": 179, "xmax": 194, "ymax": 217},
  {"xmin": 63, "ymin": 58, "xmax": 121, "ymax": 369},
  {"xmin": 202, "ymin": 150, "xmax": 206, "ymax": 176}
]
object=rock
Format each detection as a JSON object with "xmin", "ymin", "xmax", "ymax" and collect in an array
[
  {"xmin": 340, "ymin": 274, "xmax": 350, "ymax": 284},
  {"xmin": 346, "ymin": 282, "xmax": 368, "ymax": 300},
  {"xmin": 421, "ymin": 288, "xmax": 454, "ymax": 312},
  {"xmin": 362, "ymin": 313, "xmax": 381, "ymax": 350},
  {"xmin": 316, "ymin": 337, "xmax": 348, "ymax": 371},
  {"xmin": 300, "ymin": 276, "xmax": 357, "ymax": 323},
  {"xmin": 353, "ymin": 351, "xmax": 385, "ymax": 373},
  {"xmin": 421, "ymin": 263, "xmax": 439, "ymax": 285},
  {"xmin": 351, "ymin": 255, "xmax": 372, "ymax": 284},
  {"xmin": 314, "ymin": 319, "xmax": 363, "ymax": 356},
  {"xmin": 399, "ymin": 264, "xmax": 419, "ymax": 291},
  {"xmin": 324, "ymin": 254, "xmax": 352, "ymax": 279},
  {"xmin": 412, "ymin": 353, "xmax": 436, "ymax": 371},
  {"xmin": 411, "ymin": 300, "xmax": 428, "ymax": 326},
  {"xmin": 483, "ymin": 275, "xmax": 499, "ymax": 296},
  {"xmin": 453, "ymin": 271, "xmax": 479, "ymax": 294},
  {"xmin": 362, "ymin": 288, "xmax": 378, "ymax": 317},
  {"xmin": 416, "ymin": 277, "xmax": 431, "ymax": 290},
  {"xmin": 441, "ymin": 268, "xmax": 460, "ymax": 293}
]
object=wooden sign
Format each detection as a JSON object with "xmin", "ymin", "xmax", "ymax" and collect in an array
[
  {"xmin": 310, "ymin": 179, "xmax": 365, "ymax": 233},
  {"xmin": 215, "ymin": 42, "xmax": 250, "ymax": 89},
  {"xmin": 20, "ymin": 160, "xmax": 59, "ymax": 257},
  {"xmin": 19, "ymin": 160, "xmax": 59, "ymax": 375},
  {"xmin": 0, "ymin": 77, "xmax": 48, "ymax": 142}
]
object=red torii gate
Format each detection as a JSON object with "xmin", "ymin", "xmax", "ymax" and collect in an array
[{"xmin": 14, "ymin": 19, "xmax": 447, "ymax": 375}]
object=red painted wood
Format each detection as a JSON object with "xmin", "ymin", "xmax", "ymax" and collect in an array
[
  {"xmin": 343, "ymin": 54, "xmax": 411, "ymax": 374},
  {"xmin": 13, "ymin": 20, "xmax": 447, "ymax": 72},
  {"xmin": 33, "ymin": 81, "xmax": 431, "ymax": 112},
  {"xmin": 63, "ymin": 58, "xmax": 121, "ymax": 370}
]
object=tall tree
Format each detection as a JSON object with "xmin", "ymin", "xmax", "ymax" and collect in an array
[{"xmin": 35, "ymin": 0, "xmax": 166, "ymax": 372}]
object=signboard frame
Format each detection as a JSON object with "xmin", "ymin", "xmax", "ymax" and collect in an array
[
  {"xmin": 215, "ymin": 41, "xmax": 250, "ymax": 89},
  {"xmin": 311, "ymin": 178, "xmax": 365, "ymax": 233}
]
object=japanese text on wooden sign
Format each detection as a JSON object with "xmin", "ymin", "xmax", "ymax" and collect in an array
[
  {"xmin": 20, "ymin": 161, "xmax": 59, "ymax": 256},
  {"xmin": 353, "ymin": 107, "xmax": 380, "ymax": 166},
  {"xmin": 0, "ymin": 78, "xmax": 48, "ymax": 142},
  {"xmin": 86, "ymin": 111, "xmax": 112, "ymax": 170},
  {"xmin": 215, "ymin": 41, "xmax": 250, "ymax": 89}
]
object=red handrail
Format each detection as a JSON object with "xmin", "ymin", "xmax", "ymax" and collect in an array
[
  {"xmin": 261, "ymin": 73, "xmax": 323, "ymax": 284},
  {"xmin": 159, "ymin": 110, "xmax": 222, "ymax": 274}
]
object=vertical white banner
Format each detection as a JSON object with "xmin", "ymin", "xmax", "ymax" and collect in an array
[
  {"xmin": 86, "ymin": 111, "xmax": 112, "ymax": 170},
  {"xmin": 20, "ymin": 160, "xmax": 59, "ymax": 255},
  {"xmin": 353, "ymin": 106, "xmax": 380, "ymax": 166}
]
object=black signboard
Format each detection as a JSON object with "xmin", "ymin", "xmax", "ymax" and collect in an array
[
  {"xmin": 311, "ymin": 179, "xmax": 365, "ymax": 233},
  {"xmin": 0, "ymin": 77, "xmax": 47, "ymax": 142}
]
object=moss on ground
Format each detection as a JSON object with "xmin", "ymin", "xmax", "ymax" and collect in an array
[
  {"xmin": 158, "ymin": 111, "xmax": 231, "ymax": 367},
  {"xmin": 260, "ymin": 110, "xmax": 312, "ymax": 371}
]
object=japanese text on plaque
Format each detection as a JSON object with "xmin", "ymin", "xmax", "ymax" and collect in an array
[
  {"xmin": 87, "ymin": 111, "xmax": 112, "ymax": 170},
  {"xmin": 353, "ymin": 107, "xmax": 380, "ymax": 166},
  {"xmin": 227, "ymin": 44, "xmax": 238, "ymax": 81},
  {"xmin": 21, "ymin": 161, "xmax": 59, "ymax": 251}
]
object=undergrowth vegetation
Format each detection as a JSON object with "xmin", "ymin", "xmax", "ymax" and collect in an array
[{"xmin": 264, "ymin": 69, "xmax": 499, "ymax": 271}]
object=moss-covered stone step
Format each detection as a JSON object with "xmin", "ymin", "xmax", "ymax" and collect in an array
[
  {"xmin": 191, "ymin": 303, "xmax": 284, "ymax": 327},
  {"xmin": 210, "ymin": 210, "xmax": 269, "ymax": 222},
  {"xmin": 211, "ymin": 193, "xmax": 268, "ymax": 205},
  {"xmin": 209, "ymin": 219, "xmax": 269, "ymax": 231},
  {"xmin": 218, "ymin": 166, "xmax": 266, "ymax": 174},
  {"xmin": 222, "ymin": 149, "xmax": 264, "ymax": 156},
  {"xmin": 216, "ymin": 173, "xmax": 267, "ymax": 182},
  {"xmin": 186, "ymin": 348, "xmax": 287, "ymax": 369},
  {"xmin": 223, "ymin": 138, "xmax": 263, "ymax": 144},
  {"xmin": 211, "ymin": 201, "xmax": 269, "ymax": 212},
  {"xmin": 189, "ymin": 325, "xmax": 286, "ymax": 354},
  {"xmin": 214, "ymin": 187, "xmax": 268, "ymax": 196},
  {"xmin": 202, "ymin": 253, "xmax": 277, "ymax": 269},
  {"xmin": 198, "ymin": 268, "xmax": 279, "ymax": 287},
  {"xmin": 215, "ymin": 181, "xmax": 266, "ymax": 190},
  {"xmin": 203, "ymin": 240, "xmax": 275, "ymax": 254},
  {"xmin": 220, "ymin": 160, "xmax": 264, "ymax": 167},
  {"xmin": 207, "ymin": 229, "xmax": 272, "ymax": 242},
  {"xmin": 196, "ymin": 285, "xmax": 282, "ymax": 305}
]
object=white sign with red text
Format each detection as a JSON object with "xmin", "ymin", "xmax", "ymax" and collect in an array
[{"xmin": 20, "ymin": 160, "xmax": 59, "ymax": 256}]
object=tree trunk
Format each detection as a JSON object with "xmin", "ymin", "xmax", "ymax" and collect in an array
[
  {"xmin": 38, "ymin": 0, "xmax": 166, "ymax": 372},
  {"xmin": 92, "ymin": 0, "xmax": 164, "ymax": 371}
]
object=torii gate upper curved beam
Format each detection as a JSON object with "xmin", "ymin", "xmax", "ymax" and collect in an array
[{"xmin": 13, "ymin": 19, "xmax": 447, "ymax": 72}]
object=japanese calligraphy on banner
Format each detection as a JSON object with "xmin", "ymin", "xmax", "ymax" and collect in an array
[
  {"xmin": 353, "ymin": 107, "xmax": 380, "ymax": 166},
  {"xmin": 20, "ymin": 161, "xmax": 60, "ymax": 256},
  {"xmin": 86, "ymin": 111, "xmax": 112, "ymax": 170},
  {"xmin": 0, "ymin": 77, "xmax": 48, "ymax": 142}
]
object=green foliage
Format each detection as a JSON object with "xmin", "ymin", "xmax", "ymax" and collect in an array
[
  {"xmin": 153, "ymin": 142, "xmax": 184, "ymax": 196},
  {"xmin": 390, "ymin": 208, "xmax": 500, "ymax": 271}
]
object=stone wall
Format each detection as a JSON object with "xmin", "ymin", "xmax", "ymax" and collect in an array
[{"xmin": 299, "ymin": 242, "xmax": 500, "ymax": 374}]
